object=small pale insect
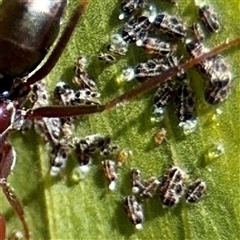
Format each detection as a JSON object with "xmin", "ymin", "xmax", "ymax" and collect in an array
[
  {"xmin": 98, "ymin": 52, "xmax": 116, "ymax": 63},
  {"xmin": 159, "ymin": 166, "xmax": 186, "ymax": 207},
  {"xmin": 107, "ymin": 34, "xmax": 129, "ymax": 56},
  {"xmin": 199, "ymin": 5, "xmax": 220, "ymax": 33},
  {"xmin": 102, "ymin": 160, "xmax": 118, "ymax": 191},
  {"xmin": 131, "ymin": 168, "xmax": 146, "ymax": 193},
  {"xmin": 136, "ymin": 37, "xmax": 177, "ymax": 56},
  {"xmin": 175, "ymin": 83, "xmax": 197, "ymax": 133},
  {"xmin": 122, "ymin": 15, "xmax": 151, "ymax": 43},
  {"xmin": 119, "ymin": 0, "xmax": 149, "ymax": 20},
  {"xmin": 154, "ymin": 13, "xmax": 186, "ymax": 39},
  {"xmin": 186, "ymin": 180, "xmax": 206, "ymax": 203},
  {"xmin": 140, "ymin": 177, "xmax": 160, "ymax": 198},
  {"xmin": 153, "ymin": 81, "xmax": 175, "ymax": 115},
  {"xmin": 124, "ymin": 195, "xmax": 144, "ymax": 229},
  {"xmin": 154, "ymin": 128, "xmax": 167, "ymax": 145},
  {"xmin": 73, "ymin": 56, "xmax": 99, "ymax": 92}
]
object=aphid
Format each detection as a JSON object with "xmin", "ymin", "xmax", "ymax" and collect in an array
[
  {"xmin": 131, "ymin": 168, "xmax": 146, "ymax": 193},
  {"xmin": 136, "ymin": 37, "xmax": 177, "ymax": 56},
  {"xmin": 191, "ymin": 23, "xmax": 205, "ymax": 42},
  {"xmin": 154, "ymin": 128, "xmax": 167, "ymax": 145},
  {"xmin": 54, "ymin": 82, "xmax": 76, "ymax": 106},
  {"xmin": 204, "ymin": 55, "xmax": 231, "ymax": 104},
  {"xmin": 185, "ymin": 40, "xmax": 231, "ymax": 104},
  {"xmin": 122, "ymin": 55, "xmax": 184, "ymax": 82},
  {"xmin": 122, "ymin": 15, "xmax": 151, "ymax": 43},
  {"xmin": 154, "ymin": 13, "xmax": 186, "ymax": 39},
  {"xmin": 186, "ymin": 39, "xmax": 207, "ymax": 59},
  {"xmin": 102, "ymin": 160, "xmax": 118, "ymax": 190},
  {"xmin": 175, "ymin": 83, "xmax": 197, "ymax": 133},
  {"xmin": 140, "ymin": 177, "xmax": 160, "ymax": 198},
  {"xmin": 186, "ymin": 180, "xmax": 206, "ymax": 203},
  {"xmin": 159, "ymin": 166, "xmax": 186, "ymax": 207},
  {"xmin": 50, "ymin": 139, "xmax": 73, "ymax": 176},
  {"xmin": 73, "ymin": 56, "xmax": 99, "ymax": 92},
  {"xmin": 119, "ymin": 0, "xmax": 149, "ymax": 20},
  {"xmin": 186, "ymin": 40, "xmax": 231, "ymax": 104},
  {"xmin": 107, "ymin": 34, "xmax": 129, "ymax": 56},
  {"xmin": 73, "ymin": 139, "xmax": 92, "ymax": 176},
  {"xmin": 199, "ymin": 5, "xmax": 220, "ymax": 33},
  {"xmin": 98, "ymin": 52, "xmax": 116, "ymax": 63},
  {"xmin": 77, "ymin": 134, "xmax": 118, "ymax": 156},
  {"xmin": 153, "ymin": 81, "xmax": 175, "ymax": 115},
  {"xmin": 124, "ymin": 195, "xmax": 144, "ymax": 229}
]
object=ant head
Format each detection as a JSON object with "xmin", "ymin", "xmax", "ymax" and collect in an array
[
  {"xmin": 0, "ymin": 101, "xmax": 14, "ymax": 134},
  {"xmin": 0, "ymin": 75, "xmax": 14, "ymax": 99}
]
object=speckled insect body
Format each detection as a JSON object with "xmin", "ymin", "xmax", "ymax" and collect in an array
[
  {"xmin": 153, "ymin": 81, "xmax": 175, "ymax": 115},
  {"xmin": 73, "ymin": 57, "xmax": 99, "ymax": 92},
  {"xmin": 159, "ymin": 167, "xmax": 186, "ymax": 207},
  {"xmin": 124, "ymin": 195, "xmax": 144, "ymax": 229},
  {"xmin": 122, "ymin": 55, "xmax": 185, "ymax": 82},
  {"xmin": 122, "ymin": 15, "xmax": 151, "ymax": 43},
  {"xmin": 119, "ymin": 0, "xmax": 149, "ymax": 20},
  {"xmin": 154, "ymin": 13, "xmax": 186, "ymax": 39},
  {"xmin": 204, "ymin": 55, "xmax": 231, "ymax": 104},
  {"xmin": 137, "ymin": 37, "xmax": 177, "ymax": 56},
  {"xmin": 175, "ymin": 83, "xmax": 196, "ymax": 127},
  {"xmin": 131, "ymin": 168, "xmax": 146, "ymax": 193},
  {"xmin": 199, "ymin": 5, "xmax": 220, "ymax": 33},
  {"xmin": 186, "ymin": 180, "xmax": 206, "ymax": 203},
  {"xmin": 102, "ymin": 160, "xmax": 118, "ymax": 190},
  {"xmin": 140, "ymin": 177, "xmax": 160, "ymax": 198}
]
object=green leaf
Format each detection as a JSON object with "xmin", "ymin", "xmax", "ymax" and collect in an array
[{"xmin": 1, "ymin": 0, "xmax": 240, "ymax": 239}]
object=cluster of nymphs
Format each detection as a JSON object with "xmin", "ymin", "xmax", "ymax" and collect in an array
[
  {"xmin": 26, "ymin": 57, "xmax": 120, "ymax": 179},
  {"xmin": 125, "ymin": 166, "xmax": 206, "ymax": 229},
  {"xmin": 100, "ymin": 0, "xmax": 232, "ymax": 134}
]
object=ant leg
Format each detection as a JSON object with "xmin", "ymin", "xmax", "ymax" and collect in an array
[
  {"xmin": 26, "ymin": 104, "xmax": 105, "ymax": 119},
  {"xmin": 10, "ymin": 0, "xmax": 89, "ymax": 99},
  {"xmin": 25, "ymin": 36, "xmax": 240, "ymax": 119},
  {"xmin": 0, "ymin": 143, "xmax": 30, "ymax": 240},
  {"xmin": 0, "ymin": 214, "xmax": 6, "ymax": 240}
]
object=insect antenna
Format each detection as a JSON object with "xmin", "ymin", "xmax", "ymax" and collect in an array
[{"xmin": 26, "ymin": 36, "xmax": 240, "ymax": 118}]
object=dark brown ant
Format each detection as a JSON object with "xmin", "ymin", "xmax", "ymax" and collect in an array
[{"xmin": 0, "ymin": 0, "xmax": 239, "ymax": 239}]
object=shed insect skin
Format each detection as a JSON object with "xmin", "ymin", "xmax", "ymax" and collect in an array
[{"xmin": 27, "ymin": 36, "xmax": 240, "ymax": 119}]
